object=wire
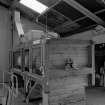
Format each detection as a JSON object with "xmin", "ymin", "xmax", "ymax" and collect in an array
[{"xmin": 45, "ymin": 13, "xmax": 48, "ymax": 34}]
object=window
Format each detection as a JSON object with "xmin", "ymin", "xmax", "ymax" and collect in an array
[{"xmin": 20, "ymin": 0, "xmax": 48, "ymax": 14}]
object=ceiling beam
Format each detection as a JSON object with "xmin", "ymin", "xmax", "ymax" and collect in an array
[
  {"xmin": 36, "ymin": 0, "xmax": 61, "ymax": 22},
  {"xmin": 54, "ymin": 8, "xmax": 105, "ymax": 31},
  {"xmin": 0, "ymin": 0, "xmax": 10, "ymax": 5},
  {"xmin": 52, "ymin": 8, "xmax": 80, "ymax": 27},
  {"xmin": 60, "ymin": 24, "xmax": 96, "ymax": 37},
  {"xmin": 63, "ymin": 0, "xmax": 105, "ymax": 26},
  {"xmin": 54, "ymin": 17, "xmax": 85, "ymax": 31},
  {"xmin": 0, "ymin": 0, "xmax": 11, "ymax": 8}
]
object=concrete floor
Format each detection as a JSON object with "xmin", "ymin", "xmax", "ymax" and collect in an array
[
  {"xmin": 7, "ymin": 87, "xmax": 105, "ymax": 105},
  {"xmin": 0, "ymin": 86, "xmax": 105, "ymax": 105},
  {"xmin": 86, "ymin": 87, "xmax": 105, "ymax": 105}
]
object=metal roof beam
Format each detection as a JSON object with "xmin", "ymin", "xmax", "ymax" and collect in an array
[{"xmin": 63, "ymin": 0, "xmax": 105, "ymax": 26}]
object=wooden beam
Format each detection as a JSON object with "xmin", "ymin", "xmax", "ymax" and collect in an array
[
  {"xmin": 54, "ymin": 9, "xmax": 105, "ymax": 31},
  {"xmin": 63, "ymin": 0, "xmax": 105, "ymax": 26},
  {"xmin": 47, "ymin": 38, "xmax": 92, "ymax": 46},
  {"xmin": 54, "ymin": 17, "xmax": 85, "ymax": 31},
  {"xmin": 36, "ymin": 0, "xmax": 61, "ymax": 31},
  {"xmin": 0, "ymin": 0, "xmax": 11, "ymax": 6},
  {"xmin": 52, "ymin": 9, "xmax": 81, "ymax": 31}
]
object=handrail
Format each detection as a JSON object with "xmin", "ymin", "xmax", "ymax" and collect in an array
[{"xmin": 12, "ymin": 68, "xmax": 43, "ymax": 82}]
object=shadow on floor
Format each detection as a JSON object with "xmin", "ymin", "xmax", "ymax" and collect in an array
[{"xmin": 86, "ymin": 87, "xmax": 105, "ymax": 105}]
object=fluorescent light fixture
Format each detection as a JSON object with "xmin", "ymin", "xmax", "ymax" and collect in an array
[{"xmin": 20, "ymin": 0, "xmax": 48, "ymax": 14}]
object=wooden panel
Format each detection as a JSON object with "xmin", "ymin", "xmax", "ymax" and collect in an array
[
  {"xmin": 54, "ymin": 1, "xmax": 85, "ymax": 20},
  {"xmin": 48, "ymin": 70, "xmax": 87, "ymax": 105},
  {"xmin": 47, "ymin": 39, "xmax": 90, "ymax": 69},
  {"xmin": 32, "ymin": 39, "xmax": 92, "ymax": 70}
]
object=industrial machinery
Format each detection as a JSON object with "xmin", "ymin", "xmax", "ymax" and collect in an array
[
  {"xmin": 2, "ymin": 9, "xmax": 90, "ymax": 105},
  {"xmin": 7, "ymin": 10, "xmax": 59, "ymax": 105}
]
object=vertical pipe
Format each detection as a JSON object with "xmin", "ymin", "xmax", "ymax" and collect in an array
[
  {"xmin": 29, "ymin": 46, "xmax": 32, "ymax": 73},
  {"xmin": 92, "ymin": 43, "xmax": 95, "ymax": 86},
  {"xmin": 40, "ymin": 36, "xmax": 49, "ymax": 105},
  {"xmin": 10, "ymin": 9, "xmax": 14, "ymax": 71},
  {"xmin": 40, "ymin": 36, "xmax": 46, "ymax": 76}
]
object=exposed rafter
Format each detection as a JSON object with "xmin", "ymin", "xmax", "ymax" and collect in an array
[
  {"xmin": 53, "ymin": 9, "xmax": 80, "ymax": 29},
  {"xmin": 0, "ymin": 0, "xmax": 11, "ymax": 8},
  {"xmin": 38, "ymin": 0, "xmax": 58, "ymax": 7},
  {"xmin": 60, "ymin": 24, "xmax": 96, "ymax": 37},
  {"xmin": 54, "ymin": 8, "xmax": 105, "ymax": 31},
  {"xmin": 36, "ymin": 0, "xmax": 61, "ymax": 22},
  {"xmin": 54, "ymin": 17, "xmax": 85, "ymax": 31},
  {"xmin": 63, "ymin": 0, "xmax": 105, "ymax": 26}
]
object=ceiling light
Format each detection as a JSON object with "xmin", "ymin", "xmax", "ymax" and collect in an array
[{"xmin": 20, "ymin": 0, "xmax": 48, "ymax": 14}]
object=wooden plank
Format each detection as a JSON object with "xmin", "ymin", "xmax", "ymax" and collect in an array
[
  {"xmin": 54, "ymin": 9, "xmax": 105, "ymax": 31},
  {"xmin": 47, "ymin": 38, "xmax": 91, "ymax": 45},
  {"xmin": 64, "ymin": 0, "xmax": 105, "ymax": 26},
  {"xmin": 12, "ymin": 68, "xmax": 43, "ymax": 82}
]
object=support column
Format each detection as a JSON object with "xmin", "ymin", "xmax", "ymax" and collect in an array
[
  {"xmin": 92, "ymin": 43, "xmax": 95, "ymax": 86},
  {"xmin": 40, "ymin": 36, "xmax": 48, "ymax": 105}
]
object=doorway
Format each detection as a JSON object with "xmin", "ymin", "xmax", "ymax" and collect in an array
[{"xmin": 95, "ymin": 43, "xmax": 105, "ymax": 87}]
